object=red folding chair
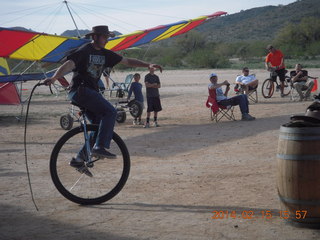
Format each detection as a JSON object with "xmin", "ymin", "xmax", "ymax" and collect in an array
[{"xmin": 206, "ymin": 88, "xmax": 235, "ymax": 122}]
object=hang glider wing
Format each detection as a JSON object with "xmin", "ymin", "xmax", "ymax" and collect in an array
[
  {"xmin": 0, "ymin": 71, "xmax": 55, "ymax": 83},
  {"xmin": 0, "ymin": 28, "xmax": 90, "ymax": 63},
  {"xmin": 106, "ymin": 11, "xmax": 227, "ymax": 51},
  {"xmin": 0, "ymin": 57, "xmax": 21, "ymax": 104},
  {"xmin": 0, "ymin": 11, "xmax": 226, "ymax": 63}
]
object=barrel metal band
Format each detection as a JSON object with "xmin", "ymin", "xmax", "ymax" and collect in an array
[
  {"xmin": 279, "ymin": 134, "xmax": 320, "ymax": 141},
  {"xmin": 279, "ymin": 195, "xmax": 320, "ymax": 205},
  {"xmin": 280, "ymin": 126, "xmax": 320, "ymax": 135},
  {"xmin": 277, "ymin": 154, "xmax": 320, "ymax": 161}
]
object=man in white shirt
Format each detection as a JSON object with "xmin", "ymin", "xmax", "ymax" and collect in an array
[{"xmin": 235, "ymin": 67, "xmax": 258, "ymax": 95}]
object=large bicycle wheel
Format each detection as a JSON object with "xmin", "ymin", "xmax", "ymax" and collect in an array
[
  {"xmin": 261, "ymin": 79, "xmax": 274, "ymax": 98},
  {"xmin": 50, "ymin": 124, "xmax": 130, "ymax": 205}
]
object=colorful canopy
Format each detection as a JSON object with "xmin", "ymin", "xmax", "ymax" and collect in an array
[
  {"xmin": 0, "ymin": 57, "xmax": 20, "ymax": 104},
  {"xmin": 0, "ymin": 11, "xmax": 226, "ymax": 63}
]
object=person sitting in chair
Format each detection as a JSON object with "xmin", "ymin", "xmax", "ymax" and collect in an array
[
  {"xmin": 234, "ymin": 67, "xmax": 258, "ymax": 95},
  {"xmin": 290, "ymin": 63, "xmax": 314, "ymax": 101},
  {"xmin": 208, "ymin": 73, "xmax": 255, "ymax": 121}
]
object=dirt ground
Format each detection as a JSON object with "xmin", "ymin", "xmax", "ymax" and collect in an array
[{"xmin": 1, "ymin": 69, "xmax": 320, "ymax": 240}]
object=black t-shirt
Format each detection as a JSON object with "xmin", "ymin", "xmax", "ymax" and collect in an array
[
  {"xmin": 290, "ymin": 70, "xmax": 308, "ymax": 82},
  {"xmin": 67, "ymin": 43, "xmax": 122, "ymax": 91},
  {"xmin": 145, "ymin": 73, "xmax": 160, "ymax": 97}
]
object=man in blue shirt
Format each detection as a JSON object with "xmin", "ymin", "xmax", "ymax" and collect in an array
[
  {"xmin": 128, "ymin": 73, "xmax": 144, "ymax": 125},
  {"xmin": 208, "ymin": 73, "xmax": 255, "ymax": 121}
]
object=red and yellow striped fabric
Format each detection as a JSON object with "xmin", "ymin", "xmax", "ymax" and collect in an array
[{"xmin": 0, "ymin": 11, "xmax": 226, "ymax": 63}]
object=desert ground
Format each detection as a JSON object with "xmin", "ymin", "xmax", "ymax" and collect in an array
[{"xmin": 1, "ymin": 68, "xmax": 320, "ymax": 240}]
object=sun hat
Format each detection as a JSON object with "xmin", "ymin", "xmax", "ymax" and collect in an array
[
  {"xmin": 290, "ymin": 102, "xmax": 320, "ymax": 123},
  {"xmin": 209, "ymin": 73, "xmax": 217, "ymax": 78},
  {"xmin": 85, "ymin": 25, "xmax": 115, "ymax": 38}
]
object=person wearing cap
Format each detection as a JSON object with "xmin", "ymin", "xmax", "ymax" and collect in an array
[
  {"xmin": 265, "ymin": 45, "xmax": 286, "ymax": 97},
  {"xmin": 290, "ymin": 63, "xmax": 314, "ymax": 101},
  {"xmin": 208, "ymin": 73, "xmax": 255, "ymax": 121},
  {"xmin": 235, "ymin": 67, "xmax": 259, "ymax": 95},
  {"xmin": 44, "ymin": 25, "xmax": 162, "ymax": 174}
]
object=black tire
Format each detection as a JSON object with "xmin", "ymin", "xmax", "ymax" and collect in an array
[
  {"xmin": 50, "ymin": 124, "xmax": 130, "ymax": 205},
  {"xmin": 116, "ymin": 108, "xmax": 126, "ymax": 123},
  {"xmin": 128, "ymin": 100, "xmax": 143, "ymax": 118},
  {"xmin": 60, "ymin": 114, "xmax": 73, "ymax": 130},
  {"xmin": 261, "ymin": 79, "xmax": 274, "ymax": 98},
  {"xmin": 282, "ymin": 76, "xmax": 291, "ymax": 96}
]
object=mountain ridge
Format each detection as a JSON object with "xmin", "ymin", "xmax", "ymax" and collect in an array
[{"xmin": 9, "ymin": 0, "xmax": 319, "ymax": 42}]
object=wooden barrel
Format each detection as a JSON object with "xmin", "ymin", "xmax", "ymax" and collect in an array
[{"xmin": 277, "ymin": 125, "xmax": 320, "ymax": 227}]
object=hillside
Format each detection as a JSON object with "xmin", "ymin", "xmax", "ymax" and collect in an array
[
  {"xmin": 9, "ymin": 0, "xmax": 319, "ymax": 42},
  {"xmin": 197, "ymin": 0, "xmax": 320, "ymax": 42}
]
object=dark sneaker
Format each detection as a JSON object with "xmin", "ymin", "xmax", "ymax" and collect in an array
[
  {"xmin": 70, "ymin": 157, "xmax": 84, "ymax": 168},
  {"xmin": 92, "ymin": 147, "xmax": 117, "ymax": 159},
  {"xmin": 70, "ymin": 157, "xmax": 93, "ymax": 177},
  {"xmin": 153, "ymin": 121, "xmax": 160, "ymax": 127},
  {"xmin": 144, "ymin": 122, "xmax": 150, "ymax": 128},
  {"xmin": 241, "ymin": 113, "xmax": 256, "ymax": 121}
]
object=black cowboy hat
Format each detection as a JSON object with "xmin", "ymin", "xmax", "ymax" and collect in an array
[
  {"xmin": 290, "ymin": 101, "xmax": 320, "ymax": 124},
  {"xmin": 85, "ymin": 25, "xmax": 115, "ymax": 38}
]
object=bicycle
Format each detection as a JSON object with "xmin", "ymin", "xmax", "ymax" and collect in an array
[
  {"xmin": 261, "ymin": 68, "xmax": 291, "ymax": 98},
  {"xmin": 50, "ymin": 102, "xmax": 130, "ymax": 205}
]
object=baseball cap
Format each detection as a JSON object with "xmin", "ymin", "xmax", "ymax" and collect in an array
[{"xmin": 209, "ymin": 73, "xmax": 217, "ymax": 78}]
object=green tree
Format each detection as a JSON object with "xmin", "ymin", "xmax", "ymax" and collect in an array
[{"xmin": 275, "ymin": 17, "xmax": 320, "ymax": 56}]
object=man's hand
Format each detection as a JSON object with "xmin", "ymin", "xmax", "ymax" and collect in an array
[
  {"xmin": 223, "ymin": 80, "xmax": 230, "ymax": 86},
  {"xmin": 149, "ymin": 64, "xmax": 163, "ymax": 73},
  {"xmin": 43, "ymin": 77, "xmax": 57, "ymax": 86}
]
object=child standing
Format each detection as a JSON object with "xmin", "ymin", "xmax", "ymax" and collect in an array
[{"xmin": 128, "ymin": 73, "xmax": 144, "ymax": 125}]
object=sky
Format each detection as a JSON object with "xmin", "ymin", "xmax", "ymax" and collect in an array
[{"xmin": 0, "ymin": 0, "xmax": 297, "ymax": 35}]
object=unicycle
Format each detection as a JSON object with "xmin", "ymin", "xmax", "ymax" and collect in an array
[{"xmin": 50, "ymin": 104, "xmax": 130, "ymax": 205}]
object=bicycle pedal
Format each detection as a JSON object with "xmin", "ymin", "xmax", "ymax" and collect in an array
[{"xmin": 76, "ymin": 166, "xmax": 93, "ymax": 177}]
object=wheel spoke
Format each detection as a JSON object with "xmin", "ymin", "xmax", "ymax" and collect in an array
[{"xmin": 50, "ymin": 125, "xmax": 130, "ymax": 204}]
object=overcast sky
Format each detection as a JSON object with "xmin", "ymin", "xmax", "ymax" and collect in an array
[{"xmin": 0, "ymin": 0, "xmax": 297, "ymax": 35}]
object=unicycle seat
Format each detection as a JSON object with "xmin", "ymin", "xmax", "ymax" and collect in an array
[{"xmin": 71, "ymin": 101, "xmax": 85, "ymax": 111}]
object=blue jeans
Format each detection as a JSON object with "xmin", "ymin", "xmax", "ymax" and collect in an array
[
  {"xmin": 218, "ymin": 94, "xmax": 249, "ymax": 114},
  {"xmin": 69, "ymin": 87, "xmax": 117, "ymax": 149}
]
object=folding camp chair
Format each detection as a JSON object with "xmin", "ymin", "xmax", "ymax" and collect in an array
[
  {"xmin": 206, "ymin": 89, "xmax": 235, "ymax": 122},
  {"xmin": 290, "ymin": 76, "xmax": 318, "ymax": 101},
  {"xmin": 234, "ymin": 74, "xmax": 258, "ymax": 103},
  {"xmin": 110, "ymin": 74, "xmax": 134, "ymax": 97},
  {"xmin": 235, "ymin": 85, "xmax": 258, "ymax": 103}
]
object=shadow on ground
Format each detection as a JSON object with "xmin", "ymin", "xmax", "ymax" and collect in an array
[{"xmin": 0, "ymin": 204, "xmax": 139, "ymax": 240}]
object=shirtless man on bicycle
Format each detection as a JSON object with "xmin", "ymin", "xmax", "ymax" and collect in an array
[
  {"xmin": 265, "ymin": 45, "xmax": 286, "ymax": 97},
  {"xmin": 44, "ymin": 25, "xmax": 162, "ymax": 169}
]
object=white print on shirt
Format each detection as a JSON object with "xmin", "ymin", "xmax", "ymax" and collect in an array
[{"xmin": 88, "ymin": 55, "xmax": 105, "ymax": 79}]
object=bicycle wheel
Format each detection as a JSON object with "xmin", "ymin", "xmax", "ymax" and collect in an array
[
  {"xmin": 261, "ymin": 79, "xmax": 274, "ymax": 98},
  {"xmin": 282, "ymin": 76, "xmax": 291, "ymax": 96},
  {"xmin": 50, "ymin": 124, "xmax": 130, "ymax": 205}
]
